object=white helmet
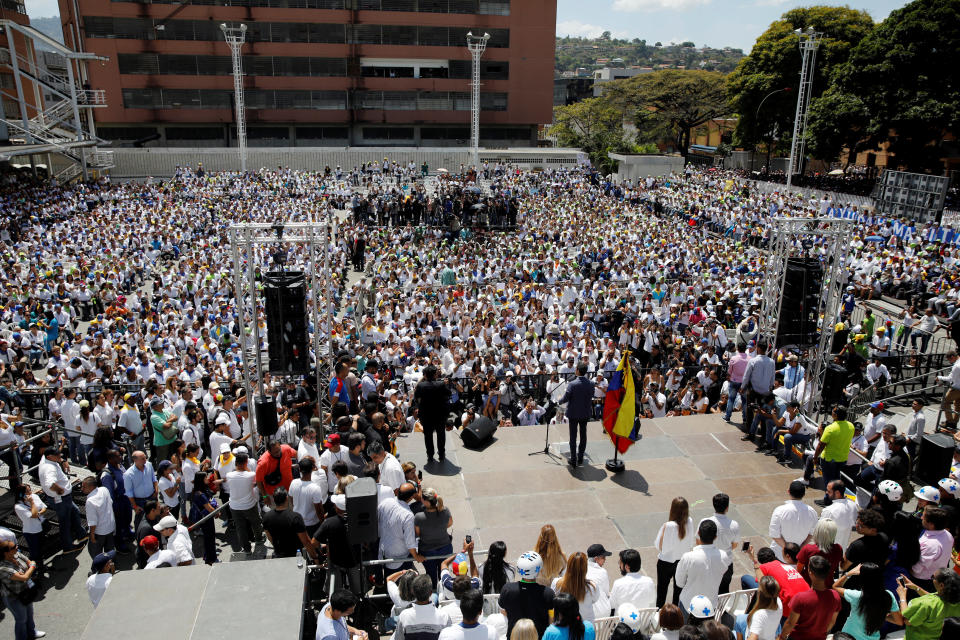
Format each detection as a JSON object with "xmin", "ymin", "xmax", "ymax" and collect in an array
[
  {"xmin": 951, "ymin": 464, "xmax": 959, "ymax": 480},
  {"xmin": 877, "ymin": 480, "xmax": 903, "ymax": 502},
  {"xmin": 618, "ymin": 603, "xmax": 643, "ymax": 632},
  {"xmin": 688, "ymin": 595, "xmax": 715, "ymax": 619},
  {"xmin": 916, "ymin": 486, "xmax": 941, "ymax": 504},
  {"xmin": 939, "ymin": 477, "xmax": 960, "ymax": 498},
  {"xmin": 516, "ymin": 551, "xmax": 543, "ymax": 579}
]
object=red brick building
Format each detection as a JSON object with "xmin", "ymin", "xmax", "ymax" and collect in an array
[{"xmin": 58, "ymin": 0, "xmax": 557, "ymax": 147}]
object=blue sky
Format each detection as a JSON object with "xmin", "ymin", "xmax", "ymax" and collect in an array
[
  {"xmin": 557, "ymin": 0, "xmax": 909, "ymax": 51},
  {"xmin": 30, "ymin": 0, "xmax": 908, "ymax": 52}
]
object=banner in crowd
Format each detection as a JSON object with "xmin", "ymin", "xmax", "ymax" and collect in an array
[{"xmin": 825, "ymin": 206, "xmax": 960, "ymax": 246}]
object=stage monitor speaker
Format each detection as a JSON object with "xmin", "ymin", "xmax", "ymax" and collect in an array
[
  {"xmin": 345, "ymin": 477, "xmax": 379, "ymax": 544},
  {"xmin": 254, "ymin": 396, "xmax": 279, "ymax": 438},
  {"xmin": 263, "ymin": 270, "xmax": 310, "ymax": 375},
  {"xmin": 916, "ymin": 432, "xmax": 954, "ymax": 486},
  {"xmin": 777, "ymin": 258, "xmax": 823, "ymax": 347},
  {"xmin": 821, "ymin": 364, "xmax": 848, "ymax": 408},
  {"xmin": 461, "ymin": 416, "xmax": 497, "ymax": 449}
]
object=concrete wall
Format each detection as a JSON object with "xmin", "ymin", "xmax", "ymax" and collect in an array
[
  {"xmin": 609, "ymin": 154, "xmax": 684, "ymax": 182},
  {"xmin": 110, "ymin": 147, "xmax": 587, "ymax": 179}
]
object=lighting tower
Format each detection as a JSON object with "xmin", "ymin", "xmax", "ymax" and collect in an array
[
  {"xmin": 786, "ymin": 26, "xmax": 821, "ymax": 188},
  {"xmin": 466, "ymin": 31, "xmax": 490, "ymax": 170},
  {"xmin": 221, "ymin": 22, "xmax": 248, "ymax": 173}
]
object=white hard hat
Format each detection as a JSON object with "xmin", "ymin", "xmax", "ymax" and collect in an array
[
  {"xmin": 516, "ymin": 551, "xmax": 543, "ymax": 579},
  {"xmin": 688, "ymin": 595, "xmax": 715, "ymax": 619},
  {"xmin": 916, "ymin": 486, "xmax": 941, "ymax": 504},
  {"xmin": 877, "ymin": 479, "xmax": 903, "ymax": 502}
]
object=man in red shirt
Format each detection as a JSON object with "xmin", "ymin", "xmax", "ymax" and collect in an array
[
  {"xmin": 256, "ymin": 440, "xmax": 297, "ymax": 504},
  {"xmin": 780, "ymin": 555, "xmax": 841, "ymax": 640},
  {"xmin": 743, "ymin": 543, "xmax": 809, "ymax": 618}
]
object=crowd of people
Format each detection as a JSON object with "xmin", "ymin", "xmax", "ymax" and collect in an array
[{"xmin": 2, "ymin": 158, "xmax": 960, "ymax": 640}]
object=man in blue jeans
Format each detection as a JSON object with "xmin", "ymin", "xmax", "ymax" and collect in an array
[{"xmin": 38, "ymin": 448, "xmax": 86, "ymax": 552}]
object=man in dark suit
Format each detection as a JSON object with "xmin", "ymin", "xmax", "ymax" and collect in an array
[
  {"xmin": 413, "ymin": 365, "xmax": 451, "ymax": 462},
  {"xmin": 560, "ymin": 362, "xmax": 595, "ymax": 468}
]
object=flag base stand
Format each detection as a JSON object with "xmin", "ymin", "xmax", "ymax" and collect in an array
[
  {"xmin": 605, "ymin": 439, "xmax": 625, "ymax": 473},
  {"xmin": 605, "ymin": 458, "xmax": 625, "ymax": 473}
]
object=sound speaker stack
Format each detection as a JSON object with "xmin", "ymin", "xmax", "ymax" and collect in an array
[
  {"xmin": 254, "ymin": 395, "xmax": 279, "ymax": 438},
  {"xmin": 776, "ymin": 258, "xmax": 823, "ymax": 348},
  {"xmin": 345, "ymin": 477, "xmax": 379, "ymax": 544},
  {"xmin": 263, "ymin": 270, "xmax": 310, "ymax": 375},
  {"xmin": 916, "ymin": 432, "xmax": 955, "ymax": 486}
]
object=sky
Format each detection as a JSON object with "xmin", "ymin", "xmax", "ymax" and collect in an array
[
  {"xmin": 28, "ymin": 0, "xmax": 908, "ymax": 52},
  {"xmin": 556, "ymin": 0, "xmax": 908, "ymax": 51}
]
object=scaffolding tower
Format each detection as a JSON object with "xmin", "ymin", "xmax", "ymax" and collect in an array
[
  {"xmin": 221, "ymin": 23, "xmax": 248, "ymax": 173},
  {"xmin": 758, "ymin": 216, "xmax": 853, "ymax": 416}
]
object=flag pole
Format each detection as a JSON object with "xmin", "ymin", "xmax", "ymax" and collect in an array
[{"xmin": 605, "ymin": 347, "xmax": 630, "ymax": 473}]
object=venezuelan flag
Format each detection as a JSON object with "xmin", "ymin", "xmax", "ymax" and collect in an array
[{"xmin": 603, "ymin": 352, "xmax": 639, "ymax": 454}]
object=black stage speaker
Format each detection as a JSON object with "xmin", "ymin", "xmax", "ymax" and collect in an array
[
  {"xmin": 254, "ymin": 395, "xmax": 279, "ymax": 438},
  {"xmin": 345, "ymin": 477, "xmax": 379, "ymax": 544},
  {"xmin": 822, "ymin": 364, "xmax": 848, "ymax": 408},
  {"xmin": 916, "ymin": 432, "xmax": 954, "ymax": 486},
  {"xmin": 460, "ymin": 416, "xmax": 497, "ymax": 449},
  {"xmin": 777, "ymin": 258, "xmax": 823, "ymax": 348},
  {"xmin": 263, "ymin": 270, "xmax": 309, "ymax": 375}
]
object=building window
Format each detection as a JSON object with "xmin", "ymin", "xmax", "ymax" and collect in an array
[
  {"xmin": 421, "ymin": 127, "xmax": 470, "ymax": 140},
  {"xmin": 296, "ymin": 126, "xmax": 349, "ymax": 140},
  {"xmin": 98, "ymin": 126, "xmax": 160, "ymax": 141},
  {"xmin": 107, "ymin": 0, "xmax": 507, "ymax": 11},
  {"xmin": 362, "ymin": 127, "xmax": 415, "ymax": 140},
  {"xmin": 121, "ymin": 88, "xmax": 348, "ymax": 110},
  {"xmin": 166, "ymin": 127, "xmax": 223, "ymax": 140}
]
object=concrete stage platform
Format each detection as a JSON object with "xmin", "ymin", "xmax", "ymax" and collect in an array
[{"xmin": 397, "ymin": 414, "xmax": 818, "ymax": 584}]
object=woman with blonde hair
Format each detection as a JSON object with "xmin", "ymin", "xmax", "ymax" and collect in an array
[
  {"xmin": 733, "ymin": 575, "xmax": 781, "ymax": 640},
  {"xmin": 551, "ymin": 552, "xmax": 600, "ymax": 622},
  {"xmin": 509, "ymin": 618, "xmax": 539, "ymax": 640},
  {"xmin": 654, "ymin": 497, "xmax": 694, "ymax": 607},
  {"xmin": 534, "ymin": 524, "xmax": 566, "ymax": 587},
  {"xmin": 796, "ymin": 517, "xmax": 843, "ymax": 586}
]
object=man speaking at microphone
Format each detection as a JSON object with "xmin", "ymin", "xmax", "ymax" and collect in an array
[{"xmin": 560, "ymin": 362, "xmax": 595, "ymax": 468}]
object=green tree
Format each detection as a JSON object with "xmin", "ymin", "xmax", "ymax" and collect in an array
[
  {"xmin": 549, "ymin": 98, "xmax": 639, "ymax": 173},
  {"xmin": 807, "ymin": 0, "xmax": 960, "ymax": 171},
  {"xmin": 726, "ymin": 5, "xmax": 875, "ymax": 152},
  {"xmin": 603, "ymin": 70, "xmax": 731, "ymax": 158}
]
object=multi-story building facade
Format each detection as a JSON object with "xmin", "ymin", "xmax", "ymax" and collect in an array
[{"xmin": 59, "ymin": 0, "xmax": 557, "ymax": 148}]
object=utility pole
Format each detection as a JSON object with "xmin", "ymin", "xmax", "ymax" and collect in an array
[
  {"xmin": 221, "ymin": 23, "xmax": 248, "ymax": 173},
  {"xmin": 786, "ymin": 27, "xmax": 821, "ymax": 188},
  {"xmin": 466, "ymin": 31, "xmax": 490, "ymax": 171}
]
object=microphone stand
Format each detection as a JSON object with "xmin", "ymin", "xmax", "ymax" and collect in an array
[{"xmin": 529, "ymin": 378, "xmax": 567, "ymax": 462}]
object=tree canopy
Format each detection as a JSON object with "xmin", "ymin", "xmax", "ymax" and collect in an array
[
  {"xmin": 549, "ymin": 98, "xmax": 652, "ymax": 173},
  {"xmin": 726, "ymin": 5, "xmax": 875, "ymax": 152},
  {"xmin": 807, "ymin": 0, "xmax": 960, "ymax": 171},
  {"xmin": 604, "ymin": 69, "xmax": 730, "ymax": 158}
]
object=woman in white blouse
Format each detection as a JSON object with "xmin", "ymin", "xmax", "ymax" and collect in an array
[{"xmin": 653, "ymin": 496, "xmax": 694, "ymax": 608}]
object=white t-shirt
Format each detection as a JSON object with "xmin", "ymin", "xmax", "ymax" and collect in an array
[
  {"xmin": 85, "ymin": 486, "xmax": 116, "ymax": 535},
  {"xmin": 226, "ymin": 469, "xmax": 258, "ymax": 510},
  {"xmin": 655, "ymin": 518, "xmax": 695, "ymax": 562},
  {"xmin": 290, "ymin": 477, "xmax": 327, "ymax": 527},
  {"xmin": 14, "ymin": 494, "xmax": 46, "ymax": 534},
  {"xmin": 145, "ymin": 549, "xmax": 178, "ymax": 569},
  {"xmin": 438, "ymin": 621, "xmax": 497, "ymax": 640},
  {"xmin": 86, "ymin": 573, "xmax": 113, "ymax": 608},
  {"xmin": 158, "ymin": 473, "xmax": 181, "ymax": 508},
  {"xmin": 319, "ymin": 447, "xmax": 348, "ymax": 493},
  {"xmin": 747, "ymin": 600, "xmax": 783, "ymax": 640}
]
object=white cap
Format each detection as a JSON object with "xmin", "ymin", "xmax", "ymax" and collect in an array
[
  {"xmin": 153, "ymin": 515, "xmax": 178, "ymax": 532},
  {"xmin": 219, "ymin": 442, "xmax": 232, "ymax": 453},
  {"xmin": 331, "ymin": 494, "xmax": 347, "ymax": 511},
  {"xmin": 215, "ymin": 413, "xmax": 230, "ymax": 426}
]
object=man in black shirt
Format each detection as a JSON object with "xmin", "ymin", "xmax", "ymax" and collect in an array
[
  {"xmin": 498, "ymin": 551, "xmax": 555, "ymax": 637},
  {"xmin": 413, "ymin": 365, "xmax": 451, "ymax": 462},
  {"xmin": 344, "ymin": 432, "xmax": 367, "ymax": 476},
  {"xmin": 843, "ymin": 508, "xmax": 889, "ymax": 573},
  {"xmin": 262, "ymin": 487, "xmax": 315, "ymax": 560},
  {"xmin": 135, "ymin": 500, "xmax": 165, "ymax": 569},
  {"xmin": 313, "ymin": 494, "xmax": 362, "ymax": 594}
]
